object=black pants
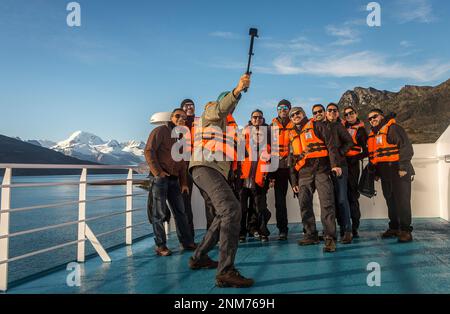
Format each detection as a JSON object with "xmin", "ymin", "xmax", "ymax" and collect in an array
[
  {"xmin": 191, "ymin": 166, "xmax": 241, "ymax": 275},
  {"xmin": 273, "ymin": 167, "xmax": 290, "ymax": 234},
  {"xmin": 239, "ymin": 188, "xmax": 257, "ymax": 236},
  {"xmin": 239, "ymin": 185, "xmax": 271, "ymax": 237},
  {"xmin": 347, "ymin": 159, "xmax": 362, "ymax": 232},
  {"xmin": 182, "ymin": 170, "xmax": 195, "ymax": 238},
  {"xmin": 377, "ymin": 163, "xmax": 413, "ymax": 232}
]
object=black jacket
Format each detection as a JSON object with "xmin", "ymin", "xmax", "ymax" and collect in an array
[
  {"xmin": 344, "ymin": 119, "xmax": 369, "ymax": 162},
  {"xmin": 370, "ymin": 114, "xmax": 415, "ymax": 175},
  {"xmin": 288, "ymin": 117, "xmax": 339, "ymax": 185},
  {"xmin": 324, "ymin": 118, "xmax": 354, "ymax": 167}
]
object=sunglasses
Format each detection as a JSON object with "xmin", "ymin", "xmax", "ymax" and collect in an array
[
  {"xmin": 174, "ymin": 114, "xmax": 187, "ymax": 120},
  {"xmin": 290, "ymin": 111, "xmax": 302, "ymax": 117},
  {"xmin": 327, "ymin": 109, "xmax": 338, "ymax": 113},
  {"xmin": 344, "ymin": 111, "xmax": 355, "ymax": 117},
  {"xmin": 277, "ymin": 105, "xmax": 290, "ymax": 111},
  {"xmin": 252, "ymin": 115, "xmax": 263, "ymax": 120},
  {"xmin": 368, "ymin": 114, "xmax": 379, "ymax": 122},
  {"xmin": 313, "ymin": 109, "xmax": 324, "ymax": 115}
]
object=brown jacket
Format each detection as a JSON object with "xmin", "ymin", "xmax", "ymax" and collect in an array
[{"xmin": 145, "ymin": 122, "xmax": 187, "ymax": 186}]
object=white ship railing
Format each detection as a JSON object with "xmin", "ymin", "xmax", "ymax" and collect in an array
[{"xmin": 0, "ymin": 164, "xmax": 150, "ymax": 292}]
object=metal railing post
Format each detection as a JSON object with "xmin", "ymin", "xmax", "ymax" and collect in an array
[
  {"xmin": 0, "ymin": 168, "xmax": 12, "ymax": 292},
  {"xmin": 126, "ymin": 169, "xmax": 133, "ymax": 245},
  {"xmin": 77, "ymin": 168, "xmax": 87, "ymax": 262}
]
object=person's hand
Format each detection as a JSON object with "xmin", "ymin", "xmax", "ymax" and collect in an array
[
  {"xmin": 399, "ymin": 170, "xmax": 407, "ymax": 178},
  {"xmin": 332, "ymin": 167, "xmax": 342, "ymax": 177},
  {"xmin": 293, "ymin": 186, "xmax": 299, "ymax": 194},
  {"xmin": 181, "ymin": 185, "xmax": 189, "ymax": 194},
  {"xmin": 233, "ymin": 73, "xmax": 251, "ymax": 96},
  {"xmin": 158, "ymin": 171, "xmax": 169, "ymax": 178},
  {"xmin": 269, "ymin": 179, "xmax": 276, "ymax": 188}
]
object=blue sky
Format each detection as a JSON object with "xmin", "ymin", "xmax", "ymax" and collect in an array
[{"xmin": 1, "ymin": 0, "xmax": 449, "ymax": 143}]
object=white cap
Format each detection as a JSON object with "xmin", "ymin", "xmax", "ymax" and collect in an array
[{"xmin": 150, "ymin": 112, "xmax": 171, "ymax": 125}]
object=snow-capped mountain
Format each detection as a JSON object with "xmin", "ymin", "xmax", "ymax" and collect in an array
[{"xmin": 27, "ymin": 131, "xmax": 146, "ymax": 165}]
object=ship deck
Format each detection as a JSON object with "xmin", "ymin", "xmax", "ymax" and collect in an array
[{"xmin": 5, "ymin": 218, "xmax": 450, "ymax": 294}]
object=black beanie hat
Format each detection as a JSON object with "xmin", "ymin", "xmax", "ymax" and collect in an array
[
  {"xmin": 278, "ymin": 99, "xmax": 291, "ymax": 109},
  {"xmin": 180, "ymin": 99, "xmax": 194, "ymax": 108}
]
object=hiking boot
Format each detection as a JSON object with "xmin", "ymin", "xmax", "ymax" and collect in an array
[
  {"xmin": 381, "ymin": 229, "xmax": 400, "ymax": 239},
  {"xmin": 352, "ymin": 230, "xmax": 360, "ymax": 238},
  {"xmin": 239, "ymin": 235, "xmax": 247, "ymax": 243},
  {"xmin": 181, "ymin": 243, "xmax": 197, "ymax": 251},
  {"xmin": 341, "ymin": 232, "xmax": 353, "ymax": 244},
  {"xmin": 260, "ymin": 235, "xmax": 269, "ymax": 242},
  {"xmin": 298, "ymin": 236, "xmax": 320, "ymax": 246},
  {"xmin": 189, "ymin": 255, "xmax": 218, "ymax": 270},
  {"xmin": 155, "ymin": 246, "xmax": 172, "ymax": 256},
  {"xmin": 323, "ymin": 237, "xmax": 336, "ymax": 253},
  {"xmin": 278, "ymin": 232, "xmax": 287, "ymax": 241},
  {"xmin": 216, "ymin": 269, "xmax": 254, "ymax": 288},
  {"xmin": 398, "ymin": 231, "xmax": 413, "ymax": 243}
]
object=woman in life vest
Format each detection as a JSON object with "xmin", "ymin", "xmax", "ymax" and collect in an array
[{"xmin": 238, "ymin": 109, "xmax": 273, "ymax": 243}]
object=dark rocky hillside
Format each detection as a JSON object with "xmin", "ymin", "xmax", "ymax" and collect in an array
[{"xmin": 338, "ymin": 79, "xmax": 450, "ymax": 143}]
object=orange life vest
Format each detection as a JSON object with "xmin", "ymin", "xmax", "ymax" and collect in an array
[
  {"xmin": 240, "ymin": 126, "xmax": 271, "ymax": 187},
  {"xmin": 192, "ymin": 113, "xmax": 238, "ymax": 163},
  {"xmin": 368, "ymin": 119, "xmax": 400, "ymax": 164},
  {"xmin": 345, "ymin": 121, "xmax": 365, "ymax": 157},
  {"xmin": 289, "ymin": 119, "xmax": 328, "ymax": 171},
  {"xmin": 271, "ymin": 118, "xmax": 294, "ymax": 159}
]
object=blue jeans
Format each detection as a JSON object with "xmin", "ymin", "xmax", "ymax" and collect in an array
[
  {"xmin": 150, "ymin": 175, "xmax": 194, "ymax": 247},
  {"xmin": 332, "ymin": 165, "xmax": 352, "ymax": 233}
]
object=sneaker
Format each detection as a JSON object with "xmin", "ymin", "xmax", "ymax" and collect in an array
[
  {"xmin": 341, "ymin": 232, "xmax": 353, "ymax": 244},
  {"xmin": 381, "ymin": 229, "xmax": 400, "ymax": 239},
  {"xmin": 323, "ymin": 237, "xmax": 336, "ymax": 253},
  {"xmin": 253, "ymin": 231, "xmax": 260, "ymax": 240},
  {"xmin": 278, "ymin": 233, "xmax": 287, "ymax": 241},
  {"xmin": 298, "ymin": 236, "xmax": 320, "ymax": 246},
  {"xmin": 189, "ymin": 255, "xmax": 218, "ymax": 270},
  {"xmin": 260, "ymin": 235, "xmax": 269, "ymax": 242},
  {"xmin": 398, "ymin": 231, "xmax": 413, "ymax": 243},
  {"xmin": 216, "ymin": 269, "xmax": 254, "ymax": 288},
  {"xmin": 181, "ymin": 243, "xmax": 197, "ymax": 251},
  {"xmin": 239, "ymin": 235, "xmax": 246, "ymax": 243},
  {"xmin": 155, "ymin": 246, "xmax": 172, "ymax": 256}
]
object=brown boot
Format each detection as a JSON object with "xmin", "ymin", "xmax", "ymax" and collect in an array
[
  {"xmin": 323, "ymin": 237, "xmax": 336, "ymax": 252},
  {"xmin": 381, "ymin": 229, "xmax": 400, "ymax": 238},
  {"xmin": 189, "ymin": 255, "xmax": 218, "ymax": 270},
  {"xmin": 398, "ymin": 231, "xmax": 413, "ymax": 243},
  {"xmin": 341, "ymin": 232, "xmax": 353, "ymax": 244},
  {"xmin": 216, "ymin": 269, "xmax": 254, "ymax": 288},
  {"xmin": 298, "ymin": 236, "xmax": 320, "ymax": 246},
  {"xmin": 155, "ymin": 246, "xmax": 172, "ymax": 256}
]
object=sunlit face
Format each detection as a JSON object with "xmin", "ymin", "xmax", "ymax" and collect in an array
[
  {"xmin": 182, "ymin": 103, "xmax": 195, "ymax": 116},
  {"xmin": 344, "ymin": 108, "xmax": 358, "ymax": 124},
  {"xmin": 277, "ymin": 105, "xmax": 290, "ymax": 119},
  {"xmin": 312, "ymin": 106, "xmax": 325, "ymax": 121},
  {"xmin": 171, "ymin": 110, "xmax": 187, "ymax": 126},
  {"xmin": 290, "ymin": 110, "xmax": 305, "ymax": 125},
  {"xmin": 326, "ymin": 105, "xmax": 339, "ymax": 122},
  {"xmin": 368, "ymin": 112, "xmax": 383, "ymax": 127},
  {"xmin": 251, "ymin": 112, "xmax": 264, "ymax": 127}
]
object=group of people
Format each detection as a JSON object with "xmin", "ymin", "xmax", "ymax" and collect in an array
[{"xmin": 144, "ymin": 74, "xmax": 415, "ymax": 288}]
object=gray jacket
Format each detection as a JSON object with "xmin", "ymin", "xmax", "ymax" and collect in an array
[{"xmin": 189, "ymin": 91, "xmax": 241, "ymax": 178}]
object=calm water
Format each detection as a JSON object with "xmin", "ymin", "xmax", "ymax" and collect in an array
[{"xmin": 0, "ymin": 174, "xmax": 152, "ymax": 283}]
